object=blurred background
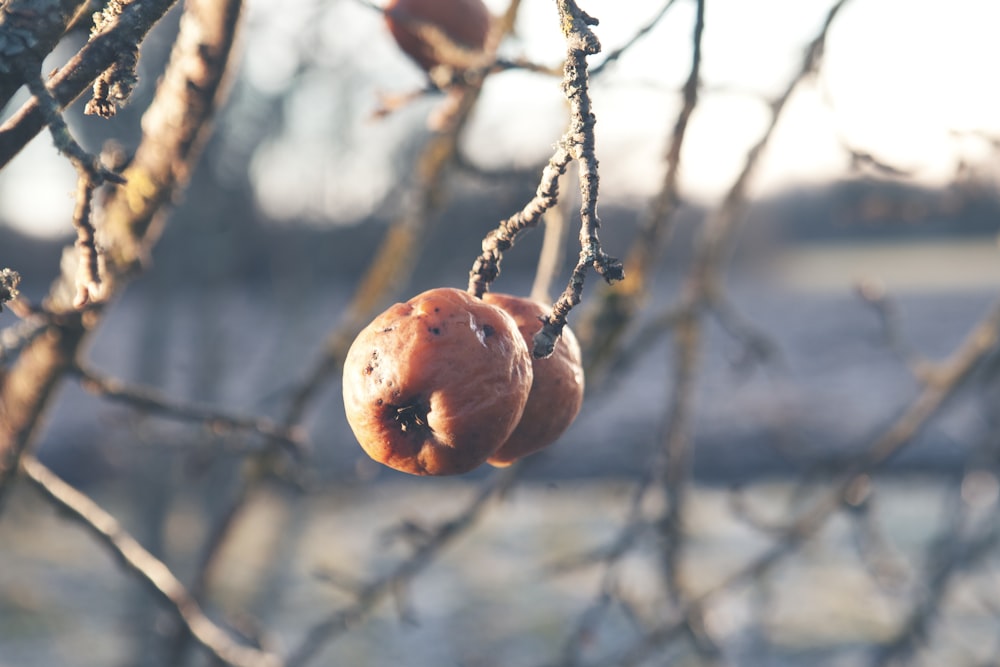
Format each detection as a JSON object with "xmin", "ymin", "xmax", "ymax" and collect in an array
[{"xmin": 2, "ymin": 0, "xmax": 1000, "ymax": 665}]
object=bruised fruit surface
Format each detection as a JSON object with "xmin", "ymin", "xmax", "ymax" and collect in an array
[
  {"xmin": 343, "ymin": 288, "xmax": 533, "ymax": 476},
  {"xmin": 384, "ymin": 0, "xmax": 491, "ymax": 73},
  {"xmin": 483, "ymin": 293, "xmax": 585, "ymax": 467}
]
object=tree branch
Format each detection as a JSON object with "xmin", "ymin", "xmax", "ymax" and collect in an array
[
  {"xmin": 0, "ymin": 0, "xmax": 179, "ymax": 168},
  {"xmin": 71, "ymin": 363, "xmax": 306, "ymax": 454},
  {"xmin": 286, "ymin": 467, "xmax": 519, "ymax": 667},
  {"xmin": 21, "ymin": 455, "xmax": 282, "ymax": 667},
  {"xmin": 0, "ymin": 0, "xmax": 89, "ymax": 111},
  {"xmin": 0, "ymin": 0, "xmax": 244, "ymax": 505}
]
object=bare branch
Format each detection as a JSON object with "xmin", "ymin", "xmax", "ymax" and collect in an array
[
  {"xmin": 71, "ymin": 363, "xmax": 306, "ymax": 455},
  {"xmin": 578, "ymin": 0, "xmax": 703, "ymax": 377},
  {"xmin": 533, "ymin": 0, "xmax": 623, "ymax": 358},
  {"xmin": 610, "ymin": 297, "xmax": 1000, "ymax": 666},
  {"xmin": 0, "ymin": 0, "xmax": 88, "ymax": 110},
  {"xmin": 0, "ymin": 0, "xmax": 244, "ymax": 504},
  {"xmin": 0, "ymin": 0, "xmax": 179, "ymax": 168},
  {"xmin": 589, "ymin": 0, "xmax": 679, "ymax": 78},
  {"xmin": 21, "ymin": 455, "xmax": 282, "ymax": 667},
  {"xmin": 467, "ymin": 143, "xmax": 575, "ymax": 298},
  {"xmin": 466, "ymin": 0, "xmax": 622, "ymax": 358},
  {"xmin": 286, "ymin": 467, "xmax": 520, "ymax": 667}
]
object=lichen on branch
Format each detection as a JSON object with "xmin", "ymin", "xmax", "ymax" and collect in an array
[{"xmin": 0, "ymin": 268, "xmax": 20, "ymax": 312}]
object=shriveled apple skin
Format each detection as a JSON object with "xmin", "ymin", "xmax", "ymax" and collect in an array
[
  {"xmin": 384, "ymin": 0, "xmax": 491, "ymax": 73},
  {"xmin": 483, "ymin": 293, "xmax": 585, "ymax": 467},
  {"xmin": 343, "ymin": 288, "xmax": 533, "ymax": 476}
]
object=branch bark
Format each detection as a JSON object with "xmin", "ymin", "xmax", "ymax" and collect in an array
[
  {"xmin": 0, "ymin": 0, "xmax": 179, "ymax": 168},
  {"xmin": 0, "ymin": 0, "xmax": 89, "ymax": 111},
  {"xmin": 0, "ymin": 0, "xmax": 243, "ymax": 504},
  {"xmin": 22, "ymin": 455, "xmax": 282, "ymax": 667}
]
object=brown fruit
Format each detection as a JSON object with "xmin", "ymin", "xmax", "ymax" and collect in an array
[
  {"xmin": 384, "ymin": 0, "xmax": 491, "ymax": 73},
  {"xmin": 483, "ymin": 293, "xmax": 585, "ymax": 467},
  {"xmin": 343, "ymin": 287, "xmax": 533, "ymax": 476}
]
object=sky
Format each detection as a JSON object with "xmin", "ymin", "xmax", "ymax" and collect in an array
[{"xmin": 1, "ymin": 0, "xmax": 999, "ymax": 236}]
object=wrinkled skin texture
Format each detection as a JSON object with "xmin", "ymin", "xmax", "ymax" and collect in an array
[
  {"xmin": 343, "ymin": 288, "xmax": 533, "ymax": 476},
  {"xmin": 384, "ymin": 0, "xmax": 491, "ymax": 72},
  {"xmin": 483, "ymin": 293, "xmax": 585, "ymax": 467}
]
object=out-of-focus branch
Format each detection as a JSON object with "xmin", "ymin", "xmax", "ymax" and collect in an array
[
  {"xmin": 0, "ymin": 0, "xmax": 89, "ymax": 111},
  {"xmin": 597, "ymin": 0, "xmax": 849, "ymax": 616},
  {"xmin": 856, "ymin": 278, "xmax": 928, "ymax": 378},
  {"xmin": 285, "ymin": 467, "xmax": 519, "ymax": 667},
  {"xmin": 657, "ymin": 311, "xmax": 701, "ymax": 601},
  {"xmin": 21, "ymin": 455, "xmax": 282, "ymax": 667},
  {"xmin": 872, "ymin": 507, "xmax": 1000, "ymax": 665},
  {"xmin": 589, "ymin": 0, "xmax": 679, "ymax": 78},
  {"xmin": 71, "ymin": 363, "xmax": 306, "ymax": 454},
  {"xmin": 0, "ymin": 317, "xmax": 47, "ymax": 365},
  {"xmin": 691, "ymin": 0, "xmax": 848, "ymax": 289},
  {"xmin": 605, "ymin": 297, "xmax": 1000, "ymax": 666},
  {"xmin": 0, "ymin": 268, "xmax": 20, "ymax": 312},
  {"xmin": 530, "ymin": 167, "xmax": 573, "ymax": 303},
  {"xmin": 0, "ymin": 0, "xmax": 244, "ymax": 504},
  {"xmin": 0, "ymin": 0, "xmax": 179, "ymax": 168},
  {"xmin": 578, "ymin": 0, "xmax": 703, "ymax": 377}
]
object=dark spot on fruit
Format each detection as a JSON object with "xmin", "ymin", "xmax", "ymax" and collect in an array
[
  {"xmin": 482, "ymin": 324, "xmax": 495, "ymax": 338},
  {"xmin": 364, "ymin": 365, "xmax": 374, "ymax": 375},
  {"xmin": 376, "ymin": 398, "xmax": 384, "ymax": 406},
  {"xmin": 393, "ymin": 402, "xmax": 432, "ymax": 435},
  {"xmin": 382, "ymin": 326, "xmax": 394, "ymax": 333},
  {"xmin": 429, "ymin": 327, "xmax": 441, "ymax": 335},
  {"xmin": 434, "ymin": 307, "xmax": 440, "ymax": 312}
]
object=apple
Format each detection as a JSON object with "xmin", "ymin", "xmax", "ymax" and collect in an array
[
  {"xmin": 343, "ymin": 287, "xmax": 533, "ymax": 475},
  {"xmin": 483, "ymin": 293, "xmax": 585, "ymax": 467},
  {"xmin": 384, "ymin": 0, "xmax": 491, "ymax": 74}
]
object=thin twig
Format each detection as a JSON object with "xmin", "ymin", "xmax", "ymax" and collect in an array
[
  {"xmin": 871, "ymin": 506, "xmax": 1000, "ymax": 665},
  {"xmin": 467, "ymin": 143, "xmax": 575, "ymax": 298},
  {"xmin": 534, "ymin": 0, "xmax": 623, "ymax": 358},
  {"xmin": 466, "ymin": 0, "xmax": 623, "ymax": 357},
  {"xmin": 69, "ymin": 171, "xmax": 106, "ymax": 307},
  {"xmin": 0, "ymin": 0, "xmax": 87, "ymax": 110},
  {"xmin": 71, "ymin": 363, "xmax": 306, "ymax": 455},
  {"xmin": 285, "ymin": 467, "xmax": 520, "ymax": 667},
  {"xmin": 21, "ymin": 455, "xmax": 282, "ymax": 667},
  {"xmin": 23, "ymin": 75, "xmax": 123, "ymax": 184},
  {"xmin": 531, "ymin": 166, "xmax": 574, "ymax": 303},
  {"xmin": 589, "ymin": 0, "xmax": 679, "ymax": 77},
  {"xmin": 606, "ymin": 297, "xmax": 1000, "ymax": 666},
  {"xmin": 578, "ymin": 0, "xmax": 703, "ymax": 377},
  {"xmin": 0, "ymin": 0, "xmax": 180, "ymax": 168}
]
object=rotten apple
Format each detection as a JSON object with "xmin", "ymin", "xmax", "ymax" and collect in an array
[
  {"xmin": 384, "ymin": 0, "xmax": 491, "ymax": 73},
  {"xmin": 483, "ymin": 293, "xmax": 585, "ymax": 467},
  {"xmin": 343, "ymin": 287, "xmax": 533, "ymax": 475}
]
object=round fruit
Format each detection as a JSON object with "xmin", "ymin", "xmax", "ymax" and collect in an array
[
  {"xmin": 343, "ymin": 287, "xmax": 533, "ymax": 476},
  {"xmin": 384, "ymin": 0, "xmax": 491, "ymax": 73},
  {"xmin": 483, "ymin": 293, "xmax": 585, "ymax": 467}
]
